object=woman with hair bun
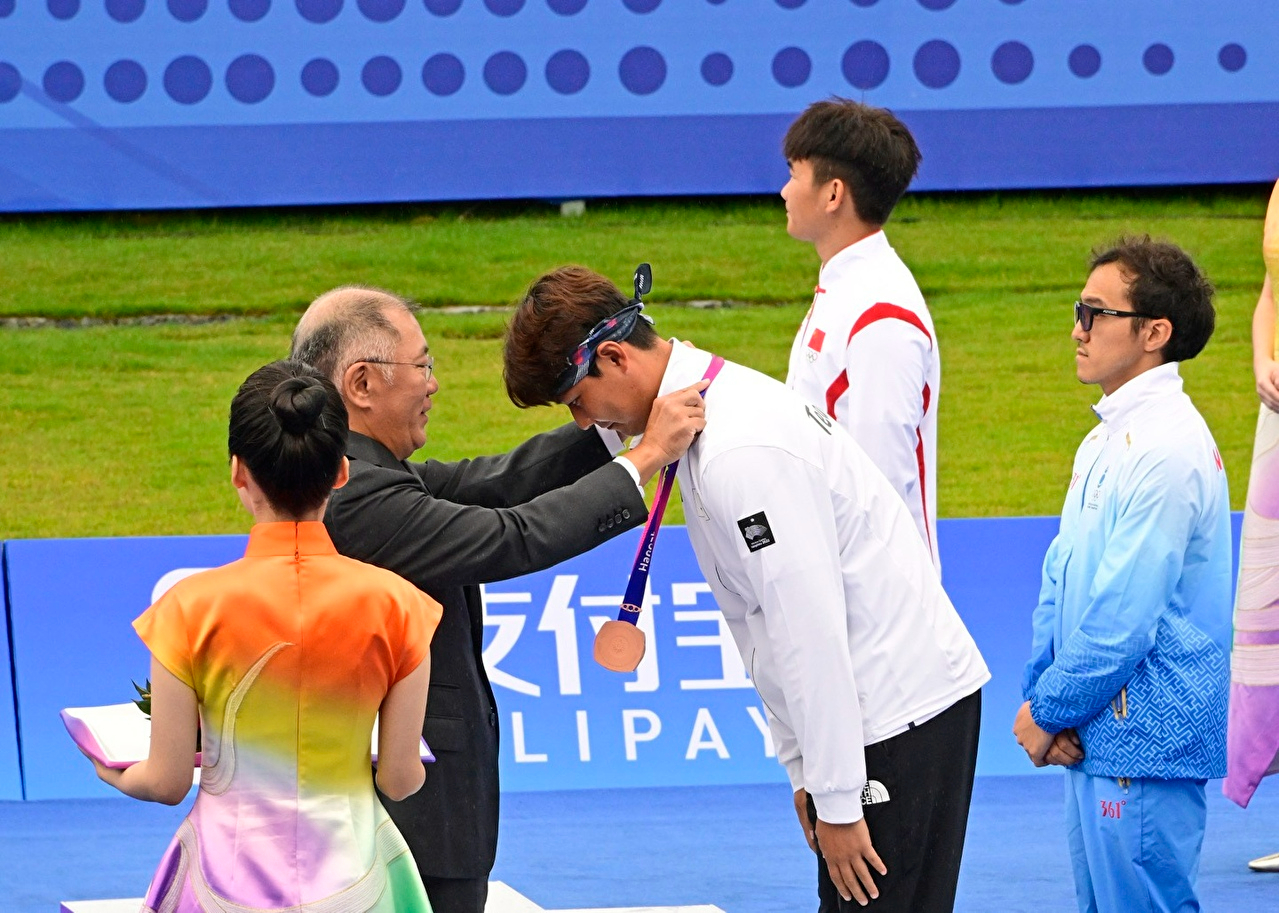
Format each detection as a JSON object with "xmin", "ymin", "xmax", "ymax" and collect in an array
[{"xmin": 83, "ymin": 360, "xmax": 441, "ymax": 912}]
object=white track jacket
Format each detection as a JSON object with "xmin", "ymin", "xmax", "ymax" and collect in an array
[
  {"xmin": 667, "ymin": 343, "xmax": 988, "ymax": 824},
  {"xmin": 786, "ymin": 231, "xmax": 940, "ymax": 570}
]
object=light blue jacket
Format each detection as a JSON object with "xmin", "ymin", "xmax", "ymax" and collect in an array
[{"xmin": 1023, "ymin": 362, "xmax": 1232, "ymax": 779}]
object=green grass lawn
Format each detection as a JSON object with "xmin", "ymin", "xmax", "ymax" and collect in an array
[{"xmin": 0, "ymin": 187, "xmax": 1270, "ymax": 539}]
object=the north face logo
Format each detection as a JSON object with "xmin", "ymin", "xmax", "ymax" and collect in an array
[{"xmin": 861, "ymin": 780, "xmax": 890, "ymax": 805}]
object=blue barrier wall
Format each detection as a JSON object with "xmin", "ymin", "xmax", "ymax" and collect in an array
[
  {"xmin": 0, "ymin": 543, "xmax": 26, "ymax": 799},
  {"xmin": 1, "ymin": 513, "xmax": 1246, "ymax": 799},
  {"xmin": 0, "ymin": 1, "xmax": 1276, "ymax": 211},
  {"xmin": 5, "ymin": 535, "xmax": 248, "ymax": 800},
  {"xmin": 482, "ymin": 526, "xmax": 786, "ymax": 791},
  {"xmin": 485, "ymin": 518, "xmax": 1062, "ymax": 787}
]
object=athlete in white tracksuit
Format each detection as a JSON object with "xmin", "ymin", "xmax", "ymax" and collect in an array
[
  {"xmin": 786, "ymin": 231, "xmax": 940, "ymax": 571},
  {"xmin": 506, "ymin": 267, "xmax": 987, "ymax": 913},
  {"xmin": 778, "ymin": 99, "xmax": 937, "ymax": 575},
  {"xmin": 668, "ymin": 341, "xmax": 987, "ymax": 912}
]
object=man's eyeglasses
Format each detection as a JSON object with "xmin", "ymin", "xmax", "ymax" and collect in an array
[
  {"xmin": 361, "ymin": 355, "xmax": 434, "ymax": 381},
  {"xmin": 1074, "ymin": 300, "xmax": 1143, "ymax": 333}
]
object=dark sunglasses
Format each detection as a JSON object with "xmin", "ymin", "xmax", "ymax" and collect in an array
[{"xmin": 1074, "ymin": 300, "xmax": 1143, "ymax": 332}]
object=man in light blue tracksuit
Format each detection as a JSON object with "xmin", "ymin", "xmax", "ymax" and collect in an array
[{"xmin": 1014, "ymin": 236, "xmax": 1233, "ymax": 912}]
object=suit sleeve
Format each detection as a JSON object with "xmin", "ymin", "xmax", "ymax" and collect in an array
[
  {"xmin": 330, "ymin": 450, "xmax": 648, "ymax": 594},
  {"xmin": 1027, "ymin": 451, "xmax": 1203, "ymax": 732},
  {"xmin": 840, "ymin": 317, "xmax": 932, "ymax": 506},
  {"xmin": 700, "ymin": 446, "xmax": 868, "ymax": 825},
  {"xmin": 415, "ymin": 423, "xmax": 618, "ymax": 509}
]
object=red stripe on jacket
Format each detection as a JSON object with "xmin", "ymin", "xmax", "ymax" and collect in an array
[{"xmin": 824, "ymin": 303, "xmax": 935, "ymax": 559}]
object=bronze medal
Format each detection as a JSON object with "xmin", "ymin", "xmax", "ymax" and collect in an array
[
  {"xmin": 593, "ymin": 619, "xmax": 646, "ymax": 673},
  {"xmin": 591, "ymin": 353, "xmax": 724, "ymax": 675}
]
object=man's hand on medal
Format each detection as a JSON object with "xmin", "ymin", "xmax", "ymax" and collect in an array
[{"xmin": 625, "ymin": 379, "xmax": 710, "ymax": 482}]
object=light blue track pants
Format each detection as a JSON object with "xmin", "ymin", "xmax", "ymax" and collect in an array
[{"xmin": 1064, "ymin": 770, "xmax": 1208, "ymax": 913}]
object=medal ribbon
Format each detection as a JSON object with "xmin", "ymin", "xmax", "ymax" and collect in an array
[{"xmin": 615, "ymin": 354, "xmax": 724, "ymax": 624}]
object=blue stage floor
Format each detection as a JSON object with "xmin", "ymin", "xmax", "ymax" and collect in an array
[{"xmin": 2, "ymin": 776, "xmax": 1275, "ymax": 912}]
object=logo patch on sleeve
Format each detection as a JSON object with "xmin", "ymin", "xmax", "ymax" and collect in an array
[{"xmin": 737, "ymin": 512, "xmax": 775, "ymax": 552}]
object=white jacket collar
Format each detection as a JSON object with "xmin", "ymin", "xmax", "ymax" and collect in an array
[
  {"xmin": 656, "ymin": 340, "xmax": 715, "ymax": 398},
  {"xmin": 1092, "ymin": 361, "xmax": 1183, "ymax": 427},
  {"xmin": 820, "ymin": 230, "xmax": 889, "ymax": 286}
]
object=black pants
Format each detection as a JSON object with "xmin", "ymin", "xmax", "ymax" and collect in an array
[
  {"xmin": 810, "ymin": 689, "xmax": 981, "ymax": 913},
  {"xmin": 422, "ymin": 876, "xmax": 488, "ymax": 913}
]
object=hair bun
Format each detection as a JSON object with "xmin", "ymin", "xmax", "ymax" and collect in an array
[{"xmin": 270, "ymin": 376, "xmax": 327, "ymax": 435}]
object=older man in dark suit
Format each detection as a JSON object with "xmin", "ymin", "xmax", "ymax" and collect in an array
[{"xmin": 290, "ymin": 285, "xmax": 706, "ymax": 913}]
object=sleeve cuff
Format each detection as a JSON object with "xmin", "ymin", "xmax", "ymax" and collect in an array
[
  {"xmin": 1028, "ymin": 696, "xmax": 1062, "ymax": 735},
  {"xmin": 810, "ymin": 789, "xmax": 865, "ymax": 825},
  {"xmin": 612, "ymin": 455, "xmax": 644, "ymax": 497}
]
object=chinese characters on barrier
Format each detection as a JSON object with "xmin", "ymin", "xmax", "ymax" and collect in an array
[{"xmin": 481, "ymin": 574, "xmax": 780, "ymax": 788}]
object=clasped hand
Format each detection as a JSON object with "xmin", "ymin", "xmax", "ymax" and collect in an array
[{"xmin": 1013, "ymin": 701, "xmax": 1084, "ymax": 768}]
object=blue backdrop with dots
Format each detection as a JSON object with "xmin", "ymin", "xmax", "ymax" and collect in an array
[{"xmin": 0, "ymin": 0, "xmax": 1276, "ymax": 210}]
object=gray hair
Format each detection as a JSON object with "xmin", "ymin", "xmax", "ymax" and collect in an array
[{"xmin": 291, "ymin": 286, "xmax": 417, "ymax": 387}]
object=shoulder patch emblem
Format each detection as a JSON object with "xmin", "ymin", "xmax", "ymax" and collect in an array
[{"xmin": 737, "ymin": 512, "xmax": 776, "ymax": 552}]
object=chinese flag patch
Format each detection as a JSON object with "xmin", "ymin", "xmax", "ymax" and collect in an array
[{"xmin": 807, "ymin": 328, "xmax": 826, "ymax": 353}]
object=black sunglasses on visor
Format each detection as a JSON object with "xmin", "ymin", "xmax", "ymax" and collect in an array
[{"xmin": 554, "ymin": 263, "xmax": 656, "ymax": 397}]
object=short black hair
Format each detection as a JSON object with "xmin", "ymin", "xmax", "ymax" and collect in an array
[
  {"xmin": 782, "ymin": 97, "xmax": 921, "ymax": 225},
  {"xmin": 228, "ymin": 360, "xmax": 348, "ymax": 518},
  {"xmin": 1089, "ymin": 236, "xmax": 1216, "ymax": 363}
]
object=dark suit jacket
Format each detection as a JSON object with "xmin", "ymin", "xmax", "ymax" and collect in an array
[{"xmin": 324, "ymin": 424, "xmax": 648, "ymax": 878}]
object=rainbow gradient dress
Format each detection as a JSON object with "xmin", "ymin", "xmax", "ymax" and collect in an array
[{"xmin": 132, "ymin": 521, "xmax": 442, "ymax": 912}]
